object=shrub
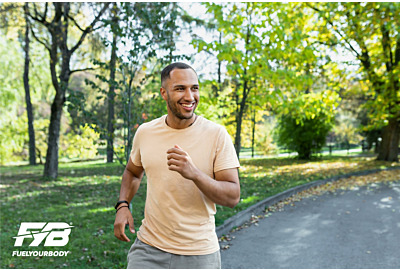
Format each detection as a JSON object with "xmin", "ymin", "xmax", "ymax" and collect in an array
[{"xmin": 276, "ymin": 114, "xmax": 332, "ymax": 159}]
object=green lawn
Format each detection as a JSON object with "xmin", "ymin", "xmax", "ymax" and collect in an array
[{"xmin": 1, "ymin": 156, "xmax": 398, "ymax": 269}]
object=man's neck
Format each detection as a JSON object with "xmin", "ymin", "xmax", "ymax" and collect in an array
[{"xmin": 165, "ymin": 114, "xmax": 197, "ymax": 129}]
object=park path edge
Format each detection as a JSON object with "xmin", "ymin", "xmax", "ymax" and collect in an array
[{"xmin": 216, "ymin": 166, "xmax": 400, "ymax": 237}]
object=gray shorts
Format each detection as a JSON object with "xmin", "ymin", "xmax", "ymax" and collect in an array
[{"xmin": 127, "ymin": 238, "xmax": 221, "ymax": 269}]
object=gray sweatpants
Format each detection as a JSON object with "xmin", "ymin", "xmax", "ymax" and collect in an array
[{"xmin": 127, "ymin": 238, "xmax": 221, "ymax": 269}]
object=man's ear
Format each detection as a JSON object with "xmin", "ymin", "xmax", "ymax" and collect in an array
[{"xmin": 160, "ymin": 87, "xmax": 167, "ymax": 101}]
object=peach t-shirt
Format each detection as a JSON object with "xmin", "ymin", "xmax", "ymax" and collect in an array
[{"xmin": 130, "ymin": 115, "xmax": 240, "ymax": 255}]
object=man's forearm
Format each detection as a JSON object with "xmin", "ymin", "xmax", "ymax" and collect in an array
[
  {"xmin": 192, "ymin": 169, "xmax": 240, "ymax": 208},
  {"xmin": 118, "ymin": 168, "xmax": 142, "ymax": 203}
]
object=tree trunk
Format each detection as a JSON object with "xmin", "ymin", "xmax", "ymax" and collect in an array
[
  {"xmin": 23, "ymin": 4, "xmax": 36, "ymax": 165},
  {"xmin": 124, "ymin": 73, "xmax": 134, "ymax": 165},
  {"xmin": 251, "ymin": 108, "xmax": 256, "ymax": 158},
  {"xmin": 377, "ymin": 117, "xmax": 399, "ymax": 161},
  {"xmin": 107, "ymin": 15, "xmax": 118, "ymax": 163},
  {"xmin": 216, "ymin": 31, "xmax": 222, "ymax": 98},
  {"xmin": 43, "ymin": 4, "xmax": 69, "ymax": 179},
  {"xmin": 234, "ymin": 83, "xmax": 249, "ymax": 158},
  {"xmin": 44, "ymin": 93, "xmax": 64, "ymax": 178},
  {"xmin": 234, "ymin": 109, "xmax": 243, "ymax": 158}
]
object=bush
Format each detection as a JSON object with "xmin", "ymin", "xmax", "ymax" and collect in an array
[
  {"xmin": 61, "ymin": 124, "xmax": 100, "ymax": 159},
  {"xmin": 276, "ymin": 114, "xmax": 332, "ymax": 159}
]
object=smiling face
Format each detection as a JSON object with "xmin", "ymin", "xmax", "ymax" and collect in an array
[{"xmin": 160, "ymin": 68, "xmax": 200, "ymax": 122}]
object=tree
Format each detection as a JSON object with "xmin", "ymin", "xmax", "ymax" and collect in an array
[
  {"xmin": 0, "ymin": 3, "xmax": 38, "ymax": 165},
  {"xmin": 117, "ymin": 2, "xmax": 183, "ymax": 164},
  {"xmin": 84, "ymin": 2, "xmax": 183, "ymax": 165},
  {"xmin": 308, "ymin": 2, "xmax": 400, "ymax": 161},
  {"xmin": 275, "ymin": 91, "xmax": 339, "ymax": 159},
  {"xmin": 23, "ymin": 3, "xmax": 36, "ymax": 165},
  {"xmin": 0, "ymin": 4, "xmax": 55, "ymax": 165},
  {"xmin": 277, "ymin": 115, "xmax": 331, "ymax": 159},
  {"xmin": 195, "ymin": 3, "xmax": 331, "ymax": 157},
  {"xmin": 26, "ymin": 3, "xmax": 110, "ymax": 178},
  {"xmin": 106, "ymin": 3, "xmax": 119, "ymax": 163},
  {"xmin": 196, "ymin": 3, "xmax": 275, "ymax": 157}
]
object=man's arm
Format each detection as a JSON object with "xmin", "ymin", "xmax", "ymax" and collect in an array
[
  {"xmin": 167, "ymin": 145, "xmax": 240, "ymax": 208},
  {"xmin": 114, "ymin": 157, "xmax": 144, "ymax": 242}
]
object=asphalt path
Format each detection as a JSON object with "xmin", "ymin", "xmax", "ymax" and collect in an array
[{"xmin": 221, "ymin": 181, "xmax": 400, "ymax": 269}]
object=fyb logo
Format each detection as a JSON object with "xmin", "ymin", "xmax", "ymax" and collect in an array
[{"xmin": 14, "ymin": 222, "xmax": 73, "ymax": 247}]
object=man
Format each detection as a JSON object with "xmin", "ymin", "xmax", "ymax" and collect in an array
[{"xmin": 114, "ymin": 62, "xmax": 240, "ymax": 269}]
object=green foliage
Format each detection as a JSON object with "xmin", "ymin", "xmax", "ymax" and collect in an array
[
  {"xmin": 0, "ymin": 36, "xmax": 23, "ymax": 126},
  {"xmin": 0, "ymin": 113, "xmax": 100, "ymax": 165},
  {"xmin": 61, "ymin": 124, "xmax": 100, "ymax": 160},
  {"xmin": 334, "ymin": 113, "xmax": 364, "ymax": 148},
  {"xmin": 275, "ymin": 91, "xmax": 339, "ymax": 159},
  {"xmin": 82, "ymin": 2, "xmax": 185, "ymax": 165},
  {"xmin": 192, "ymin": 2, "xmax": 336, "ymax": 156},
  {"xmin": 253, "ymin": 116, "xmax": 278, "ymax": 155},
  {"xmin": 1, "ymin": 2, "xmax": 397, "ymax": 163},
  {"xmin": 276, "ymin": 114, "xmax": 333, "ymax": 160},
  {"xmin": 0, "ymin": 116, "xmax": 27, "ymax": 164},
  {"xmin": 309, "ymin": 2, "xmax": 400, "ymax": 130}
]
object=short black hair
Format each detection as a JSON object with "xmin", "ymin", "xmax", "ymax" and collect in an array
[{"xmin": 161, "ymin": 62, "xmax": 197, "ymax": 87}]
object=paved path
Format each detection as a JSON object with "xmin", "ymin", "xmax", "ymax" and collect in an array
[{"xmin": 221, "ymin": 181, "xmax": 400, "ymax": 269}]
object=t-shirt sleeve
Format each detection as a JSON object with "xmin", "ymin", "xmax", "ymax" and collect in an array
[
  {"xmin": 214, "ymin": 126, "xmax": 240, "ymax": 173},
  {"xmin": 130, "ymin": 126, "xmax": 143, "ymax": 167}
]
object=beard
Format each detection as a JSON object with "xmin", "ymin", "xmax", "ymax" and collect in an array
[{"xmin": 166, "ymin": 93, "xmax": 196, "ymax": 120}]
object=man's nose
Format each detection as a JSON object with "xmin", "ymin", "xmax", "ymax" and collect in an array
[{"xmin": 183, "ymin": 88, "xmax": 194, "ymax": 100}]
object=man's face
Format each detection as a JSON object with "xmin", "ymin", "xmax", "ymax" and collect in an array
[{"xmin": 161, "ymin": 68, "xmax": 199, "ymax": 120}]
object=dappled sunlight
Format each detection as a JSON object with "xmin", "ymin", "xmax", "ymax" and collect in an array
[
  {"xmin": 68, "ymin": 201, "xmax": 96, "ymax": 208},
  {"xmin": 88, "ymin": 207, "xmax": 114, "ymax": 214},
  {"xmin": 240, "ymin": 157, "xmax": 397, "ymax": 182},
  {"xmin": 240, "ymin": 195, "xmax": 260, "ymax": 204}
]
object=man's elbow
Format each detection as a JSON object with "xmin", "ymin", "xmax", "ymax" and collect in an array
[
  {"xmin": 226, "ymin": 193, "xmax": 240, "ymax": 208},
  {"xmin": 227, "ymin": 183, "xmax": 240, "ymax": 208}
]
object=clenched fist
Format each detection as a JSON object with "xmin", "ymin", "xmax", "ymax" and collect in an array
[{"xmin": 166, "ymin": 145, "xmax": 199, "ymax": 181}]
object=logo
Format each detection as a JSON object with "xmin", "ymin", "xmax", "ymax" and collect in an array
[
  {"xmin": 14, "ymin": 222, "xmax": 73, "ymax": 246},
  {"xmin": 12, "ymin": 222, "xmax": 73, "ymax": 257}
]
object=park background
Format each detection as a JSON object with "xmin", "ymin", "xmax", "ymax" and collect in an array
[{"xmin": 0, "ymin": 2, "xmax": 399, "ymax": 269}]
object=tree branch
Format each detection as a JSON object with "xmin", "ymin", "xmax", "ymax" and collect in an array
[
  {"xmin": 310, "ymin": 40, "xmax": 339, "ymax": 47},
  {"xmin": 33, "ymin": 3, "xmax": 41, "ymax": 21},
  {"xmin": 26, "ymin": 3, "xmax": 50, "ymax": 27},
  {"xmin": 30, "ymin": 27, "xmax": 51, "ymax": 51},
  {"xmin": 70, "ymin": 3, "xmax": 110, "ymax": 54},
  {"xmin": 395, "ymin": 34, "xmax": 400, "ymax": 66},
  {"xmin": 307, "ymin": 3, "xmax": 361, "ymax": 57},
  {"xmin": 43, "ymin": 2, "xmax": 48, "ymax": 21},
  {"xmin": 25, "ymin": 3, "xmax": 42, "ymax": 22},
  {"xmin": 67, "ymin": 13, "xmax": 85, "ymax": 32},
  {"xmin": 92, "ymin": 23, "xmax": 106, "ymax": 32},
  {"xmin": 51, "ymin": 3, "xmax": 63, "ymax": 25},
  {"xmin": 380, "ymin": 21, "xmax": 393, "ymax": 72},
  {"xmin": 70, "ymin": 67, "xmax": 95, "ymax": 75}
]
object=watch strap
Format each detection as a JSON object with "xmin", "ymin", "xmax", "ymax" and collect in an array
[{"xmin": 115, "ymin": 200, "xmax": 129, "ymax": 210}]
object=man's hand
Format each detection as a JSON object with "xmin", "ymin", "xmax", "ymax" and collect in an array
[
  {"xmin": 167, "ymin": 145, "xmax": 199, "ymax": 180},
  {"xmin": 167, "ymin": 145, "xmax": 240, "ymax": 208},
  {"xmin": 114, "ymin": 206, "xmax": 135, "ymax": 242}
]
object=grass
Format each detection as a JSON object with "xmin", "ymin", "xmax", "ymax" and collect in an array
[{"xmin": 1, "ymin": 156, "xmax": 399, "ymax": 269}]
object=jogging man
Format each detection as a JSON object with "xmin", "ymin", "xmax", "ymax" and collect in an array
[{"xmin": 114, "ymin": 62, "xmax": 240, "ymax": 269}]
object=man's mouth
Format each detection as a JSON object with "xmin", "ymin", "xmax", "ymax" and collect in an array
[{"xmin": 180, "ymin": 103, "xmax": 195, "ymax": 111}]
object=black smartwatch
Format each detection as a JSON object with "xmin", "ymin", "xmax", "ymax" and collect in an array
[{"xmin": 115, "ymin": 200, "xmax": 129, "ymax": 210}]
